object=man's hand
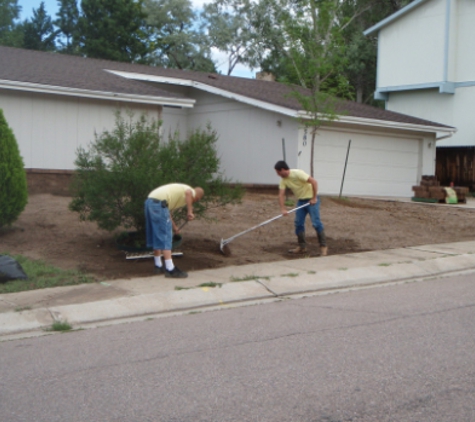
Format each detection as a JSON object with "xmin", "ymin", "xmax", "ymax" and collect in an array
[
  {"xmin": 310, "ymin": 197, "xmax": 318, "ymax": 205},
  {"xmin": 187, "ymin": 212, "xmax": 195, "ymax": 221},
  {"xmin": 281, "ymin": 209, "xmax": 289, "ymax": 216}
]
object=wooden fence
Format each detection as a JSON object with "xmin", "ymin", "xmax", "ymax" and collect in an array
[{"xmin": 436, "ymin": 147, "xmax": 475, "ymax": 189}]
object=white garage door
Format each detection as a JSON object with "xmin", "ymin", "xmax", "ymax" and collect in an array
[{"xmin": 297, "ymin": 129, "xmax": 420, "ymax": 197}]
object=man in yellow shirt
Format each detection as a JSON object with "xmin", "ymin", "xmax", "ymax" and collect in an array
[
  {"xmin": 274, "ymin": 161, "xmax": 327, "ymax": 256},
  {"xmin": 145, "ymin": 183, "xmax": 204, "ymax": 278}
]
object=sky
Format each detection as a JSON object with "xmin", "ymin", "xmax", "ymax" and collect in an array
[{"xmin": 17, "ymin": 0, "xmax": 254, "ymax": 78}]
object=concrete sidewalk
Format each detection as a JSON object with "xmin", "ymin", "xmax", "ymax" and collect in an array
[{"xmin": 2, "ymin": 240, "xmax": 475, "ymax": 340}]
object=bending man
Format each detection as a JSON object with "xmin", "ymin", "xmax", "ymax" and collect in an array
[
  {"xmin": 274, "ymin": 161, "xmax": 327, "ymax": 256},
  {"xmin": 145, "ymin": 183, "xmax": 204, "ymax": 278}
]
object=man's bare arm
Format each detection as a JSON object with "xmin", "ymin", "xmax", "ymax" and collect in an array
[
  {"xmin": 279, "ymin": 189, "xmax": 289, "ymax": 216},
  {"xmin": 307, "ymin": 177, "xmax": 318, "ymax": 204},
  {"xmin": 185, "ymin": 189, "xmax": 195, "ymax": 220}
]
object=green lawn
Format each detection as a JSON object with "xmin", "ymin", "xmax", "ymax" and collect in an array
[{"xmin": 0, "ymin": 253, "xmax": 96, "ymax": 294}]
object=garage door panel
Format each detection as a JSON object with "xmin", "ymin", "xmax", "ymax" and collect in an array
[
  {"xmin": 340, "ymin": 179, "xmax": 414, "ymax": 197},
  {"xmin": 302, "ymin": 131, "xmax": 421, "ymax": 197},
  {"xmin": 347, "ymin": 149, "xmax": 418, "ymax": 167},
  {"xmin": 346, "ymin": 163, "xmax": 417, "ymax": 182},
  {"xmin": 316, "ymin": 163, "xmax": 416, "ymax": 183}
]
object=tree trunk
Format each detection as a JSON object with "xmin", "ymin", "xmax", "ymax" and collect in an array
[{"xmin": 310, "ymin": 128, "xmax": 317, "ymax": 177}]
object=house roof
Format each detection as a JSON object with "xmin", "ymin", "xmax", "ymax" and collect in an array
[
  {"xmin": 364, "ymin": 0, "xmax": 431, "ymax": 36},
  {"xmin": 0, "ymin": 45, "xmax": 454, "ymax": 132}
]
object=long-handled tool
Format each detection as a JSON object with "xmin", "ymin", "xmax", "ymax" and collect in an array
[{"xmin": 219, "ymin": 203, "xmax": 310, "ymax": 256}]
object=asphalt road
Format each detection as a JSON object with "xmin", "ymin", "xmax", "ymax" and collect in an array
[{"xmin": 1, "ymin": 273, "xmax": 475, "ymax": 422}]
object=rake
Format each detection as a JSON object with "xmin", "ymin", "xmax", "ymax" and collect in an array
[{"xmin": 219, "ymin": 203, "xmax": 310, "ymax": 256}]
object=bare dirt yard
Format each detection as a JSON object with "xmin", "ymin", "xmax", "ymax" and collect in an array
[{"xmin": 2, "ymin": 192, "xmax": 475, "ymax": 281}]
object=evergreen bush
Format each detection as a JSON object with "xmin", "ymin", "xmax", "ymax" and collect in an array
[
  {"xmin": 69, "ymin": 110, "xmax": 243, "ymax": 235},
  {"xmin": 0, "ymin": 109, "xmax": 28, "ymax": 228}
]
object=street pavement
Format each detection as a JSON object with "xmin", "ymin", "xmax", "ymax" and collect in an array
[{"xmin": 2, "ymin": 238, "xmax": 475, "ymax": 340}]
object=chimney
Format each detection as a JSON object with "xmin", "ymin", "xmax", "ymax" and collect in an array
[{"xmin": 256, "ymin": 72, "xmax": 276, "ymax": 82}]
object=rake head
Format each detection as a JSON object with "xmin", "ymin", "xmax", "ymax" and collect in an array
[{"xmin": 219, "ymin": 238, "xmax": 231, "ymax": 256}]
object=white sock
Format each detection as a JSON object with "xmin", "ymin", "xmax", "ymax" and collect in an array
[
  {"xmin": 165, "ymin": 259, "xmax": 174, "ymax": 271},
  {"xmin": 154, "ymin": 256, "xmax": 162, "ymax": 267}
]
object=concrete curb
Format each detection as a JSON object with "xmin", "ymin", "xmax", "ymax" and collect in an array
[{"xmin": 2, "ymin": 245, "xmax": 475, "ymax": 339}]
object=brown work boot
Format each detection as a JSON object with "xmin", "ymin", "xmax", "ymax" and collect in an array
[
  {"xmin": 317, "ymin": 231, "xmax": 328, "ymax": 256},
  {"xmin": 289, "ymin": 233, "xmax": 306, "ymax": 254},
  {"xmin": 288, "ymin": 246, "xmax": 307, "ymax": 254}
]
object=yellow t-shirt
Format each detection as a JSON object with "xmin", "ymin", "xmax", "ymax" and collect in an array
[
  {"xmin": 148, "ymin": 183, "xmax": 195, "ymax": 210},
  {"xmin": 279, "ymin": 169, "xmax": 313, "ymax": 199}
]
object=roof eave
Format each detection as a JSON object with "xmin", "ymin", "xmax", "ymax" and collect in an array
[
  {"xmin": 363, "ymin": 0, "xmax": 431, "ymax": 36},
  {"xmin": 0, "ymin": 79, "xmax": 195, "ymax": 108},
  {"xmin": 297, "ymin": 111, "xmax": 456, "ymax": 135},
  {"xmin": 105, "ymin": 70, "xmax": 300, "ymax": 117}
]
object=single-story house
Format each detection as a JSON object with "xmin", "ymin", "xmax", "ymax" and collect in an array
[{"xmin": 0, "ymin": 46, "xmax": 455, "ymax": 197}]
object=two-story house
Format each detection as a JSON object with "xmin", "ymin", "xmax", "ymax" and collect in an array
[{"xmin": 364, "ymin": 0, "xmax": 475, "ymax": 186}]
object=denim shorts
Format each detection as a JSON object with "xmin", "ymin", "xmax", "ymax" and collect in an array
[{"xmin": 144, "ymin": 198, "xmax": 172, "ymax": 250}]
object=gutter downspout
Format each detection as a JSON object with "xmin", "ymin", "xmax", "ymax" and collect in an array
[{"xmin": 440, "ymin": 0, "xmax": 455, "ymax": 94}]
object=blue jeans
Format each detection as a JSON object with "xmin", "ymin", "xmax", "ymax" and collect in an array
[
  {"xmin": 295, "ymin": 198, "xmax": 324, "ymax": 235},
  {"xmin": 144, "ymin": 198, "xmax": 172, "ymax": 250}
]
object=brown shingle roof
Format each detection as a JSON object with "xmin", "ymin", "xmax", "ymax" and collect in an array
[{"xmin": 0, "ymin": 46, "xmax": 453, "ymax": 129}]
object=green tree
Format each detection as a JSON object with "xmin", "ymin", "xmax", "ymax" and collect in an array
[
  {"xmin": 339, "ymin": 0, "xmax": 411, "ymax": 105},
  {"xmin": 201, "ymin": 0, "xmax": 266, "ymax": 75},
  {"xmin": 55, "ymin": 0, "xmax": 80, "ymax": 54},
  {"xmin": 257, "ymin": 0, "xmax": 354, "ymax": 176},
  {"xmin": 144, "ymin": 0, "xmax": 216, "ymax": 71},
  {"xmin": 0, "ymin": 109, "xmax": 28, "ymax": 229},
  {"xmin": 69, "ymin": 111, "xmax": 242, "ymax": 236},
  {"xmin": 21, "ymin": 2, "xmax": 58, "ymax": 51},
  {"xmin": 256, "ymin": 0, "xmax": 411, "ymax": 105},
  {"xmin": 78, "ymin": 0, "xmax": 148, "ymax": 62},
  {"xmin": 0, "ymin": 0, "xmax": 23, "ymax": 47}
]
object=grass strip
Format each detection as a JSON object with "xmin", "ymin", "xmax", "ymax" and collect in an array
[{"xmin": 0, "ymin": 253, "xmax": 96, "ymax": 294}]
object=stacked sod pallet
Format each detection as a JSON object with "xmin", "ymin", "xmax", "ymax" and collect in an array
[
  {"xmin": 412, "ymin": 176, "xmax": 469, "ymax": 203},
  {"xmin": 453, "ymin": 186, "xmax": 469, "ymax": 203}
]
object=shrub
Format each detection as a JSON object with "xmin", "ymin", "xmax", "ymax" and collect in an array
[
  {"xmin": 69, "ymin": 110, "xmax": 243, "ymax": 235},
  {"xmin": 0, "ymin": 109, "xmax": 28, "ymax": 228}
]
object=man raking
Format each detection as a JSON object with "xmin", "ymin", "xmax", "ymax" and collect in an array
[{"xmin": 274, "ymin": 161, "xmax": 327, "ymax": 256}]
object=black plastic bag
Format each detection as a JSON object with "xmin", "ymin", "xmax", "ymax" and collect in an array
[{"xmin": 0, "ymin": 255, "xmax": 28, "ymax": 283}]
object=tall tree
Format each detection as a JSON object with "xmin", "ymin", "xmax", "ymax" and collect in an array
[
  {"xmin": 144, "ymin": 0, "xmax": 216, "ymax": 71},
  {"xmin": 78, "ymin": 0, "xmax": 148, "ymax": 62},
  {"xmin": 55, "ymin": 0, "xmax": 80, "ymax": 54},
  {"xmin": 339, "ymin": 0, "xmax": 411, "ymax": 105},
  {"xmin": 258, "ymin": 0, "xmax": 411, "ymax": 105},
  {"xmin": 256, "ymin": 0, "xmax": 356, "ymax": 176},
  {"xmin": 201, "ymin": 0, "xmax": 265, "ymax": 75},
  {"xmin": 21, "ymin": 2, "xmax": 58, "ymax": 51},
  {"xmin": 0, "ymin": 0, "xmax": 23, "ymax": 47}
]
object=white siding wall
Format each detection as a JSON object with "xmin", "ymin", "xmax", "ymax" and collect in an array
[
  {"xmin": 184, "ymin": 90, "xmax": 299, "ymax": 185},
  {"xmin": 0, "ymin": 89, "xmax": 160, "ymax": 169},
  {"xmin": 452, "ymin": 0, "xmax": 475, "ymax": 81},
  {"xmin": 388, "ymin": 86, "xmax": 475, "ymax": 147},
  {"xmin": 378, "ymin": 0, "xmax": 446, "ymax": 88},
  {"xmin": 161, "ymin": 107, "xmax": 188, "ymax": 140}
]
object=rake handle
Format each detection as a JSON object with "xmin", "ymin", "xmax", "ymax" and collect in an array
[{"xmin": 222, "ymin": 203, "xmax": 310, "ymax": 246}]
